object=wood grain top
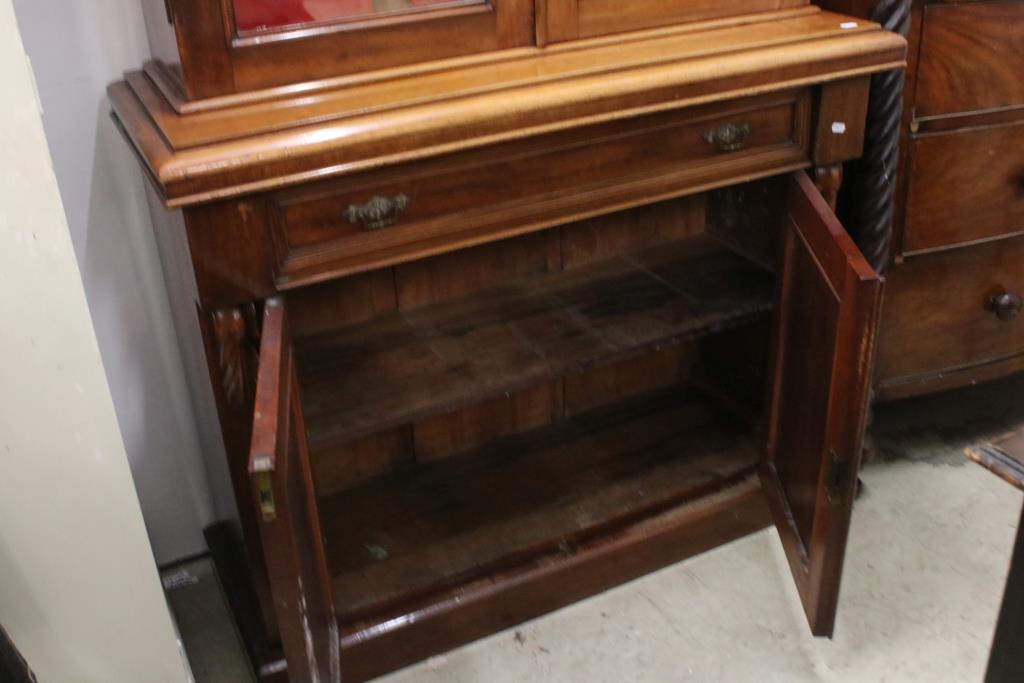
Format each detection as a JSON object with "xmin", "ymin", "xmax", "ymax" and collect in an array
[
  {"xmin": 967, "ymin": 429, "xmax": 1024, "ymax": 492},
  {"xmin": 109, "ymin": 8, "xmax": 905, "ymax": 206}
]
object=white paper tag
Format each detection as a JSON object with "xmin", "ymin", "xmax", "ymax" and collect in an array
[
  {"xmin": 831, "ymin": 122, "xmax": 848, "ymax": 135},
  {"xmin": 840, "ymin": 21, "xmax": 859, "ymax": 29}
]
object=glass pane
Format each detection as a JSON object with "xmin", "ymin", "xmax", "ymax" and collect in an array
[{"xmin": 234, "ymin": 0, "xmax": 482, "ymax": 33}]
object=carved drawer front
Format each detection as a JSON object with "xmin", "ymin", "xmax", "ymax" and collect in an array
[
  {"xmin": 877, "ymin": 237, "xmax": 1024, "ymax": 389},
  {"xmin": 904, "ymin": 119, "xmax": 1024, "ymax": 253},
  {"xmin": 271, "ymin": 90, "xmax": 810, "ymax": 289},
  {"xmin": 916, "ymin": 2, "xmax": 1024, "ymax": 119}
]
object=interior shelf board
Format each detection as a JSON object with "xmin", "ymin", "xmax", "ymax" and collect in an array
[
  {"xmin": 319, "ymin": 388, "xmax": 759, "ymax": 623},
  {"xmin": 296, "ymin": 234, "xmax": 774, "ymax": 450}
]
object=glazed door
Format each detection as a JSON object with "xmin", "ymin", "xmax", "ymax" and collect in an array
[
  {"xmin": 762, "ymin": 171, "xmax": 883, "ymax": 637},
  {"xmin": 168, "ymin": 0, "xmax": 535, "ymax": 98},
  {"xmin": 249, "ymin": 298, "xmax": 339, "ymax": 682},
  {"xmin": 542, "ymin": 0, "xmax": 809, "ymax": 42}
]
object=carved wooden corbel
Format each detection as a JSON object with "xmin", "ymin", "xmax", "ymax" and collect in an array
[
  {"xmin": 212, "ymin": 304, "xmax": 261, "ymax": 409},
  {"xmin": 814, "ymin": 164, "xmax": 844, "ymax": 213}
]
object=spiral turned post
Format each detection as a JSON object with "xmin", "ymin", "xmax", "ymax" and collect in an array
[{"xmin": 842, "ymin": 0, "xmax": 912, "ymax": 273}]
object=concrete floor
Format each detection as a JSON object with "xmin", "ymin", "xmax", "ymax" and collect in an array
[{"xmin": 163, "ymin": 375, "xmax": 1024, "ymax": 682}]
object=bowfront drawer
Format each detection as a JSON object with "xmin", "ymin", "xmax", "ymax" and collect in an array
[
  {"xmin": 904, "ymin": 119, "xmax": 1024, "ymax": 253},
  {"xmin": 917, "ymin": 2, "xmax": 1024, "ymax": 119},
  {"xmin": 271, "ymin": 91, "xmax": 810, "ymax": 288},
  {"xmin": 877, "ymin": 237, "xmax": 1024, "ymax": 388}
]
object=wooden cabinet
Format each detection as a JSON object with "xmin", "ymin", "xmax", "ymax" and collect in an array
[
  {"xmin": 112, "ymin": 5, "xmax": 905, "ymax": 681},
  {"xmin": 825, "ymin": 0, "xmax": 1024, "ymax": 400}
]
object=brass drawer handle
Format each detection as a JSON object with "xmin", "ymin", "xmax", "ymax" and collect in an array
[
  {"xmin": 345, "ymin": 194, "xmax": 411, "ymax": 231},
  {"xmin": 987, "ymin": 289, "xmax": 1023, "ymax": 322},
  {"xmin": 704, "ymin": 123, "xmax": 751, "ymax": 152}
]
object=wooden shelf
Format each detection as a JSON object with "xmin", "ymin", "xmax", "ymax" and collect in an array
[
  {"xmin": 319, "ymin": 388, "xmax": 759, "ymax": 623},
  {"xmin": 295, "ymin": 235, "xmax": 774, "ymax": 451}
]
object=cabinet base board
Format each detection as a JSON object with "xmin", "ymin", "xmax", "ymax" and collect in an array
[{"xmin": 340, "ymin": 475, "xmax": 769, "ymax": 682}]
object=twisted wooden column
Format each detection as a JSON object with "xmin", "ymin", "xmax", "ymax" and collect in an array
[{"xmin": 841, "ymin": 0, "xmax": 912, "ymax": 273}]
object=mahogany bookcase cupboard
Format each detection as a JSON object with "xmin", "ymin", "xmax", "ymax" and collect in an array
[{"xmin": 112, "ymin": 2, "xmax": 906, "ymax": 680}]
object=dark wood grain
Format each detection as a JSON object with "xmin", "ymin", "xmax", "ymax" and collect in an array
[
  {"xmin": 916, "ymin": 2, "xmax": 1024, "ymax": 120},
  {"xmin": 294, "ymin": 235, "xmax": 774, "ymax": 450}
]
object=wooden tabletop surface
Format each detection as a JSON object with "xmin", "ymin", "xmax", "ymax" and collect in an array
[{"xmin": 966, "ymin": 428, "xmax": 1024, "ymax": 492}]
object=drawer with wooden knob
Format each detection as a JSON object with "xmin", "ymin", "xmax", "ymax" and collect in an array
[
  {"xmin": 270, "ymin": 90, "xmax": 811, "ymax": 288},
  {"xmin": 877, "ymin": 236, "xmax": 1024, "ymax": 395}
]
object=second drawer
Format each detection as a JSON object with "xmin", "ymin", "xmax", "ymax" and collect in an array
[
  {"xmin": 904, "ymin": 119, "xmax": 1024, "ymax": 253},
  {"xmin": 270, "ymin": 90, "xmax": 810, "ymax": 288}
]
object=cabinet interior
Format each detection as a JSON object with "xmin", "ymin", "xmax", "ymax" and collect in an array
[{"xmin": 284, "ymin": 178, "xmax": 786, "ymax": 631}]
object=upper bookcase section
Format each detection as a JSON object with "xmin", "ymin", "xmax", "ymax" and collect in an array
[{"xmin": 141, "ymin": 0, "xmax": 822, "ymax": 102}]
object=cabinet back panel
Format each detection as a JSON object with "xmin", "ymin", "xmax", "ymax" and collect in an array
[{"xmin": 300, "ymin": 195, "xmax": 715, "ymax": 487}]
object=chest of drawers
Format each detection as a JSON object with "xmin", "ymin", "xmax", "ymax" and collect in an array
[
  {"xmin": 828, "ymin": 0, "xmax": 1024, "ymax": 399},
  {"xmin": 113, "ymin": 4, "xmax": 904, "ymax": 680}
]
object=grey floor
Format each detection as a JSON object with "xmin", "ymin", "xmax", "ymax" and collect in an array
[{"xmin": 163, "ymin": 375, "xmax": 1024, "ymax": 682}]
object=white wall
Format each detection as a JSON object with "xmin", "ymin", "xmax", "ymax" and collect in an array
[
  {"xmin": 0, "ymin": 0, "xmax": 191, "ymax": 678},
  {"xmin": 11, "ymin": 0, "xmax": 216, "ymax": 563}
]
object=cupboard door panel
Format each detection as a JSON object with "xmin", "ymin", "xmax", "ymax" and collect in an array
[
  {"xmin": 762, "ymin": 171, "xmax": 882, "ymax": 636},
  {"xmin": 249, "ymin": 298, "xmax": 339, "ymax": 682}
]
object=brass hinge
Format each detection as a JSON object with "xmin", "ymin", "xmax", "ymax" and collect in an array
[
  {"xmin": 826, "ymin": 448, "xmax": 845, "ymax": 501},
  {"xmin": 255, "ymin": 471, "xmax": 277, "ymax": 522}
]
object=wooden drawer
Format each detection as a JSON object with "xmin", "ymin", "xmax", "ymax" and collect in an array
[
  {"xmin": 904, "ymin": 119, "xmax": 1024, "ymax": 253},
  {"xmin": 917, "ymin": 2, "xmax": 1024, "ymax": 119},
  {"xmin": 877, "ymin": 237, "xmax": 1024, "ymax": 389},
  {"xmin": 271, "ymin": 91, "xmax": 810, "ymax": 288}
]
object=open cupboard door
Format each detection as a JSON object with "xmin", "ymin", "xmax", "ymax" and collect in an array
[
  {"xmin": 762, "ymin": 172, "xmax": 883, "ymax": 637},
  {"xmin": 249, "ymin": 298, "xmax": 339, "ymax": 682}
]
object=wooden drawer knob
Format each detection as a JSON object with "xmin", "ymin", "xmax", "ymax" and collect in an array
[
  {"xmin": 346, "ymin": 194, "xmax": 411, "ymax": 231},
  {"xmin": 703, "ymin": 123, "xmax": 751, "ymax": 152},
  {"xmin": 988, "ymin": 289, "xmax": 1023, "ymax": 321}
]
